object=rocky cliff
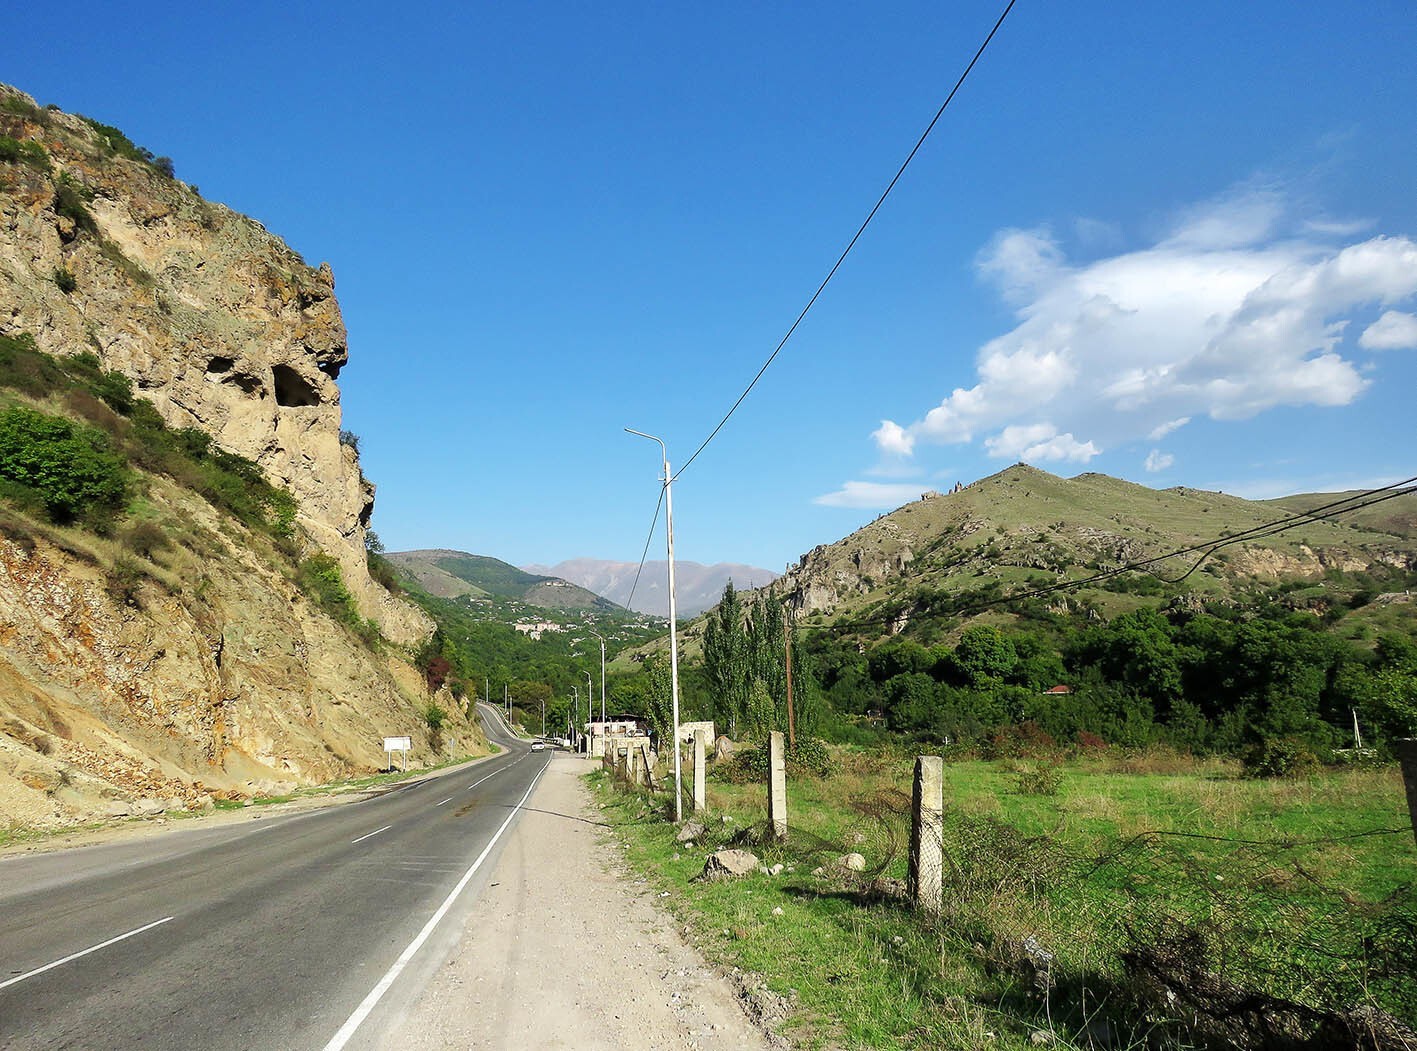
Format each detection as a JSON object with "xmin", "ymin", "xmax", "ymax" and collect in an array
[
  {"xmin": 0, "ymin": 477, "xmax": 482, "ymax": 829},
  {"xmin": 0, "ymin": 83, "xmax": 427, "ymax": 643},
  {"xmin": 0, "ymin": 86, "xmax": 472, "ymax": 830}
]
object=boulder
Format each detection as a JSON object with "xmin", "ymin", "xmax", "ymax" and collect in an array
[
  {"xmin": 696, "ymin": 849, "xmax": 759, "ymax": 882},
  {"xmin": 675, "ymin": 821, "xmax": 706, "ymax": 843},
  {"xmin": 713, "ymin": 736, "xmax": 738, "ymax": 761}
]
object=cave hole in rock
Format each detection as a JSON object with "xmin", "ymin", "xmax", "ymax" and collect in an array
[
  {"xmin": 271, "ymin": 364, "xmax": 321, "ymax": 407},
  {"xmin": 206, "ymin": 356, "xmax": 235, "ymax": 374}
]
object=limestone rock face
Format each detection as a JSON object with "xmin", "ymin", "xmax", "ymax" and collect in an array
[
  {"xmin": 0, "ymin": 84, "xmax": 428, "ymax": 643},
  {"xmin": 0, "ymin": 481, "xmax": 488, "ymax": 829}
]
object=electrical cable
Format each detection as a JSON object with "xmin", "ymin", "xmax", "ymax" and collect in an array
[
  {"xmin": 810, "ymin": 476, "xmax": 1417, "ymax": 635},
  {"xmin": 670, "ymin": 0, "xmax": 1018, "ymax": 484},
  {"xmin": 624, "ymin": 484, "xmax": 665, "ymax": 613}
]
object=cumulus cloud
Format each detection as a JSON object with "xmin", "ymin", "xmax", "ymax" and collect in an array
[
  {"xmin": 984, "ymin": 423, "xmax": 1099, "ymax": 463},
  {"xmin": 872, "ymin": 188, "xmax": 1417, "ymax": 466},
  {"xmin": 1144, "ymin": 449, "xmax": 1174, "ymax": 473},
  {"xmin": 813, "ymin": 481, "xmax": 930, "ymax": 510},
  {"xmin": 871, "ymin": 419, "xmax": 914, "ymax": 456},
  {"xmin": 1359, "ymin": 310, "xmax": 1417, "ymax": 351}
]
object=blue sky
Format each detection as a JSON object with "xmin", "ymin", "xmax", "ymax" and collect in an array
[{"xmin": 5, "ymin": 2, "xmax": 1416, "ymax": 573}]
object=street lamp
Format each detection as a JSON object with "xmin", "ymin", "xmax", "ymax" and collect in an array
[
  {"xmin": 625, "ymin": 427, "xmax": 683, "ymax": 822},
  {"xmin": 571, "ymin": 684, "xmax": 579, "ymax": 747},
  {"xmin": 587, "ymin": 628, "xmax": 607, "ymax": 728}
]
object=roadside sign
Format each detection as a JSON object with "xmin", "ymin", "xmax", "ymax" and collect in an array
[{"xmin": 383, "ymin": 735, "xmax": 412, "ymax": 772}]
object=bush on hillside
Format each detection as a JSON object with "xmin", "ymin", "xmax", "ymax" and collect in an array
[{"xmin": 0, "ymin": 406, "xmax": 128, "ymax": 528}]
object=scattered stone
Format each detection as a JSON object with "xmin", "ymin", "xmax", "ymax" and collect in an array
[
  {"xmin": 841, "ymin": 852, "xmax": 866, "ymax": 872},
  {"xmin": 133, "ymin": 797, "xmax": 166, "ymax": 817},
  {"xmin": 1030, "ymin": 1030, "xmax": 1057, "ymax": 1046},
  {"xmin": 102, "ymin": 800, "xmax": 132, "ymax": 818},
  {"xmin": 695, "ymin": 849, "xmax": 760, "ymax": 882},
  {"xmin": 676, "ymin": 821, "xmax": 706, "ymax": 843},
  {"xmin": 771, "ymin": 907, "xmax": 784, "ymax": 917},
  {"xmin": 768, "ymin": 863, "xmax": 784, "ymax": 876},
  {"xmin": 721, "ymin": 815, "xmax": 734, "ymax": 825}
]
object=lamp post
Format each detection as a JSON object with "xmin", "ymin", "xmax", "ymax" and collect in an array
[
  {"xmin": 625, "ymin": 427, "xmax": 683, "ymax": 822},
  {"xmin": 571, "ymin": 685, "xmax": 579, "ymax": 747},
  {"xmin": 587, "ymin": 628, "xmax": 607, "ymax": 727}
]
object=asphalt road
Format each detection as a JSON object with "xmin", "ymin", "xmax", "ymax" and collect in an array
[{"xmin": 0, "ymin": 704, "xmax": 550, "ymax": 1050}]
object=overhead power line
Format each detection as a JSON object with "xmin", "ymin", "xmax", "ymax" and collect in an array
[
  {"xmin": 810, "ymin": 476, "xmax": 1417, "ymax": 635},
  {"xmin": 671, "ymin": 0, "xmax": 1019, "ymax": 484},
  {"xmin": 624, "ymin": 485, "xmax": 665, "ymax": 613}
]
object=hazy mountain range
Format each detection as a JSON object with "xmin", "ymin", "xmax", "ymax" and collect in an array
[{"xmin": 523, "ymin": 559, "xmax": 778, "ymax": 618}]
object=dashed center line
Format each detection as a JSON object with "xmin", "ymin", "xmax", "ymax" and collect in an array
[
  {"xmin": 0, "ymin": 916, "xmax": 175, "ymax": 992},
  {"xmin": 351, "ymin": 825, "xmax": 392, "ymax": 845},
  {"xmin": 435, "ymin": 797, "xmax": 453, "ymax": 807}
]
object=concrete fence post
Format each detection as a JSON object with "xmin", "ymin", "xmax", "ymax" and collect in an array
[
  {"xmin": 767, "ymin": 730, "xmax": 788, "ymax": 841},
  {"xmin": 1396, "ymin": 739, "xmax": 1417, "ymax": 848},
  {"xmin": 641, "ymin": 742, "xmax": 656, "ymax": 791},
  {"xmin": 692, "ymin": 728, "xmax": 707, "ymax": 814},
  {"xmin": 629, "ymin": 743, "xmax": 643, "ymax": 787},
  {"xmin": 908, "ymin": 756, "xmax": 944, "ymax": 914}
]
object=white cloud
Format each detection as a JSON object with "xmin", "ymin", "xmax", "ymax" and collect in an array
[
  {"xmin": 870, "ymin": 419, "xmax": 914, "ymax": 456},
  {"xmin": 813, "ymin": 481, "xmax": 931, "ymax": 510},
  {"xmin": 1144, "ymin": 449, "xmax": 1174, "ymax": 473},
  {"xmin": 984, "ymin": 423, "xmax": 1099, "ymax": 463},
  {"xmin": 1359, "ymin": 310, "xmax": 1417, "ymax": 351},
  {"xmin": 1148, "ymin": 416, "xmax": 1190, "ymax": 440},
  {"xmin": 873, "ymin": 188, "xmax": 1417, "ymax": 467}
]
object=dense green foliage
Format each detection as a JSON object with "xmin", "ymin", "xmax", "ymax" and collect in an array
[
  {"xmin": 0, "ymin": 407, "xmax": 128, "ymax": 527},
  {"xmin": 0, "ymin": 332, "xmax": 296, "ymax": 538},
  {"xmin": 701, "ymin": 583, "xmax": 820, "ymax": 741},
  {"xmin": 801, "ymin": 603, "xmax": 1417, "ymax": 760}
]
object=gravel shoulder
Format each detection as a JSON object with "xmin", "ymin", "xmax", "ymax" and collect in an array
[{"xmin": 390, "ymin": 752, "xmax": 776, "ymax": 1051}]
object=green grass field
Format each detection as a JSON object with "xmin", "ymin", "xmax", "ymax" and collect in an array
[{"xmin": 594, "ymin": 750, "xmax": 1416, "ymax": 1049}]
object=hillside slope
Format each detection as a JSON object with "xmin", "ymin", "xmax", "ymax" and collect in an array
[
  {"xmin": 771, "ymin": 465, "xmax": 1416, "ymax": 629},
  {"xmin": 387, "ymin": 550, "xmax": 616, "ymax": 610}
]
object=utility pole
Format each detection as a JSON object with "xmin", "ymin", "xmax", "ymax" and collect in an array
[
  {"xmin": 572, "ymin": 685, "xmax": 580, "ymax": 747},
  {"xmin": 504, "ymin": 683, "xmax": 509, "ymax": 723},
  {"xmin": 540, "ymin": 697, "xmax": 546, "ymax": 738},
  {"xmin": 588, "ymin": 628, "xmax": 607, "ymax": 728},
  {"xmin": 626, "ymin": 428, "xmax": 683, "ymax": 822},
  {"xmin": 584, "ymin": 671, "xmax": 593, "ymax": 752}
]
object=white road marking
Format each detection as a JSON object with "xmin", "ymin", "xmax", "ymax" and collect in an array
[
  {"xmin": 435, "ymin": 797, "xmax": 453, "ymax": 807},
  {"xmin": 322, "ymin": 758, "xmax": 552, "ymax": 1051},
  {"xmin": 351, "ymin": 825, "xmax": 392, "ymax": 844},
  {"xmin": 0, "ymin": 916, "xmax": 175, "ymax": 992}
]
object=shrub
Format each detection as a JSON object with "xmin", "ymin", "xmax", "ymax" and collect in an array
[
  {"xmin": 0, "ymin": 135, "xmax": 50, "ymax": 170},
  {"xmin": 1242, "ymin": 736, "xmax": 1320, "ymax": 779},
  {"xmin": 298, "ymin": 554, "xmax": 358, "ymax": 625},
  {"xmin": 53, "ymin": 266, "xmax": 76, "ymax": 293},
  {"xmin": 121, "ymin": 520, "xmax": 169, "ymax": 559},
  {"xmin": 717, "ymin": 737, "xmax": 831, "ymax": 781},
  {"xmin": 1011, "ymin": 762, "xmax": 1063, "ymax": 795},
  {"xmin": 0, "ymin": 407, "xmax": 128, "ymax": 527},
  {"xmin": 422, "ymin": 703, "xmax": 447, "ymax": 733},
  {"xmin": 53, "ymin": 175, "xmax": 97, "ymax": 236}
]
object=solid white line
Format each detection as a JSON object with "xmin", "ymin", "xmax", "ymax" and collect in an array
[
  {"xmin": 351, "ymin": 825, "xmax": 392, "ymax": 845},
  {"xmin": 322, "ymin": 759, "xmax": 552, "ymax": 1051},
  {"xmin": 435, "ymin": 797, "xmax": 453, "ymax": 807},
  {"xmin": 0, "ymin": 916, "xmax": 175, "ymax": 992}
]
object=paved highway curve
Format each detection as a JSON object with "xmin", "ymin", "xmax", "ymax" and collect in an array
[{"xmin": 0, "ymin": 704, "xmax": 548, "ymax": 1050}]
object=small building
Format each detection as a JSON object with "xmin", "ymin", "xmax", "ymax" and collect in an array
[{"xmin": 1041, "ymin": 685, "xmax": 1073, "ymax": 695}]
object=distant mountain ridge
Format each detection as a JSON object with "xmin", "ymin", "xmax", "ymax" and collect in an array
[
  {"xmin": 523, "ymin": 559, "xmax": 778, "ymax": 618},
  {"xmin": 386, "ymin": 550, "xmax": 617, "ymax": 611}
]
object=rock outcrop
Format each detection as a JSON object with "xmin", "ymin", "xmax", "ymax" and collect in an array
[
  {"xmin": 0, "ymin": 84, "xmax": 428, "ymax": 642},
  {"xmin": 0, "ymin": 480, "xmax": 486, "ymax": 829}
]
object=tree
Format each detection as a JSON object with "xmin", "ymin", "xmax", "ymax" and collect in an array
[{"xmin": 703, "ymin": 582, "xmax": 750, "ymax": 734}]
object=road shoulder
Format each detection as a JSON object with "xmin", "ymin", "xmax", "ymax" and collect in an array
[{"xmin": 390, "ymin": 751, "xmax": 777, "ymax": 1051}]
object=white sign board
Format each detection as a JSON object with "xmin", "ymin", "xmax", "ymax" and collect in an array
[{"xmin": 383, "ymin": 736, "xmax": 412, "ymax": 752}]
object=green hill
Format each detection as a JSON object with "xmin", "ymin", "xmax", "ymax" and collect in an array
[{"xmin": 385, "ymin": 549, "xmax": 617, "ymax": 610}]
